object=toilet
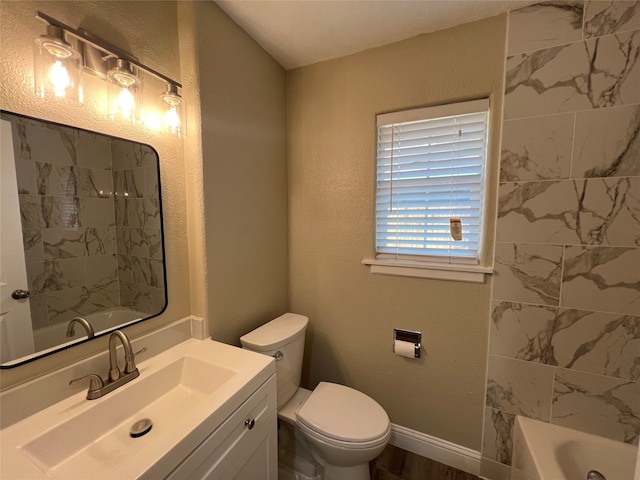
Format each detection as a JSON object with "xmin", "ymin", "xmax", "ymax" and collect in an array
[{"xmin": 240, "ymin": 313, "xmax": 390, "ymax": 480}]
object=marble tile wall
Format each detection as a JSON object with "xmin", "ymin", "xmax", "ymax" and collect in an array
[
  {"xmin": 482, "ymin": 1, "xmax": 640, "ymax": 478},
  {"xmin": 7, "ymin": 114, "xmax": 165, "ymax": 330},
  {"xmin": 9, "ymin": 116, "xmax": 119, "ymax": 328},
  {"xmin": 112, "ymin": 139, "xmax": 165, "ymax": 315}
]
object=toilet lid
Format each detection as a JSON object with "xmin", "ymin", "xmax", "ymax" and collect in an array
[
  {"xmin": 295, "ymin": 382, "xmax": 389, "ymax": 443},
  {"xmin": 240, "ymin": 313, "xmax": 308, "ymax": 352}
]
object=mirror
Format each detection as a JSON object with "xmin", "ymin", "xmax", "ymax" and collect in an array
[{"xmin": 0, "ymin": 111, "xmax": 166, "ymax": 367}]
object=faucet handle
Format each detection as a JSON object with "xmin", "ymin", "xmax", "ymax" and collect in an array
[
  {"xmin": 123, "ymin": 347, "xmax": 147, "ymax": 375},
  {"xmin": 69, "ymin": 374, "xmax": 105, "ymax": 393}
]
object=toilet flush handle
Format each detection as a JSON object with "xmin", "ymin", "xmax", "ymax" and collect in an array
[{"xmin": 273, "ymin": 351, "xmax": 283, "ymax": 361}]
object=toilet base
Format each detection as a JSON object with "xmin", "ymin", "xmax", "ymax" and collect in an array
[
  {"xmin": 323, "ymin": 462, "xmax": 370, "ymax": 480},
  {"xmin": 277, "ymin": 419, "xmax": 322, "ymax": 480}
]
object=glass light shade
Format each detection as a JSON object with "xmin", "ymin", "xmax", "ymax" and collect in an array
[
  {"xmin": 160, "ymin": 84, "xmax": 185, "ymax": 137},
  {"xmin": 33, "ymin": 26, "xmax": 82, "ymax": 103},
  {"xmin": 107, "ymin": 60, "xmax": 143, "ymax": 125}
]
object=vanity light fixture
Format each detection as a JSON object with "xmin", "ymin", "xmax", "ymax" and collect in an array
[{"xmin": 34, "ymin": 11, "xmax": 184, "ymax": 136}]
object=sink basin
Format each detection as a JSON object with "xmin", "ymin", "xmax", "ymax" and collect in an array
[
  {"xmin": 0, "ymin": 338, "xmax": 274, "ymax": 479},
  {"xmin": 23, "ymin": 356, "xmax": 235, "ymax": 473}
]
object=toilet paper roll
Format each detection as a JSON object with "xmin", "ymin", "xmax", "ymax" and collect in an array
[{"xmin": 393, "ymin": 340, "xmax": 416, "ymax": 358}]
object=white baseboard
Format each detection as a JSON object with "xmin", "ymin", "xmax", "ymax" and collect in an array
[{"xmin": 389, "ymin": 424, "xmax": 481, "ymax": 476}]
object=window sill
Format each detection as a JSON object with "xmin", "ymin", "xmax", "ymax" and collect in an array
[{"xmin": 361, "ymin": 259, "xmax": 493, "ymax": 284}]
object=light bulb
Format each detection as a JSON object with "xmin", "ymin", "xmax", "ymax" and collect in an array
[
  {"xmin": 165, "ymin": 105, "xmax": 180, "ymax": 132},
  {"xmin": 117, "ymin": 87, "xmax": 135, "ymax": 119},
  {"xmin": 49, "ymin": 60, "xmax": 70, "ymax": 97}
]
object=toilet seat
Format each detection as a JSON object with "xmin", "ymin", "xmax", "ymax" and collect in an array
[
  {"xmin": 297, "ymin": 416, "xmax": 391, "ymax": 450},
  {"xmin": 295, "ymin": 382, "xmax": 390, "ymax": 446}
]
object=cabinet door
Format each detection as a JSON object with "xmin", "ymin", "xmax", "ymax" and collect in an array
[
  {"xmin": 166, "ymin": 375, "xmax": 277, "ymax": 480},
  {"xmin": 214, "ymin": 410, "xmax": 277, "ymax": 480}
]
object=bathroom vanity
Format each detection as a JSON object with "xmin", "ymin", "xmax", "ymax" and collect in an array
[{"xmin": 0, "ymin": 318, "xmax": 277, "ymax": 479}]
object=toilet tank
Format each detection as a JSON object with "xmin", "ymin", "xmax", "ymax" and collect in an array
[{"xmin": 240, "ymin": 313, "xmax": 308, "ymax": 408}]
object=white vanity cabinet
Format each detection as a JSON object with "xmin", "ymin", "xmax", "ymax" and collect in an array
[
  {"xmin": 165, "ymin": 374, "xmax": 278, "ymax": 480},
  {"xmin": 0, "ymin": 334, "xmax": 277, "ymax": 480}
]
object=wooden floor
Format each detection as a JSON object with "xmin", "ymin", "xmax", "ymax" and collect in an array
[{"xmin": 369, "ymin": 444, "xmax": 481, "ymax": 480}]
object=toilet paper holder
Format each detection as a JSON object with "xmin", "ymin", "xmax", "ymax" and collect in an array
[{"xmin": 393, "ymin": 329, "xmax": 421, "ymax": 358}]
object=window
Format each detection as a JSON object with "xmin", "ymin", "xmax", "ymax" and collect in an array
[{"xmin": 363, "ymin": 99, "xmax": 493, "ymax": 282}]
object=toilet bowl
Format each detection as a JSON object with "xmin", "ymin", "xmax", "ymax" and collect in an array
[
  {"xmin": 240, "ymin": 313, "xmax": 390, "ymax": 480},
  {"xmin": 295, "ymin": 382, "xmax": 391, "ymax": 479}
]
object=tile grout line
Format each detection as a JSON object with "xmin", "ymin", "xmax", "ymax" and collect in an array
[
  {"xmin": 581, "ymin": 0, "xmax": 587, "ymax": 42},
  {"xmin": 503, "ymin": 101, "xmax": 640, "ymax": 124},
  {"xmin": 507, "ymin": 21, "xmax": 639, "ymax": 60},
  {"xmin": 489, "ymin": 352, "xmax": 640, "ymax": 384},
  {"xmin": 568, "ymin": 111, "xmax": 576, "ymax": 181},
  {"xmin": 558, "ymin": 244, "xmax": 566, "ymax": 313},
  {"xmin": 549, "ymin": 365, "xmax": 556, "ymax": 424},
  {"xmin": 490, "ymin": 297, "xmax": 639, "ymax": 319},
  {"xmin": 498, "ymin": 175, "xmax": 640, "ymax": 186}
]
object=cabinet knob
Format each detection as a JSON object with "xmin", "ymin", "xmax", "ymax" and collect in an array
[{"xmin": 244, "ymin": 418, "xmax": 255, "ymax": 430}]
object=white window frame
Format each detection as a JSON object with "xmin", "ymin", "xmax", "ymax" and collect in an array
[{"xmin": 362, "ymin": 99, "xmax": 493, "ymax": 283}]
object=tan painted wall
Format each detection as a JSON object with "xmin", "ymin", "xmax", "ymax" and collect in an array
[
  {"xmin": 194, "ymin": 2, "xmax": 289, "ymax": 345},
  {"xmin": 0, "ymin": 1, "xmax": 193, "ymax": 388},
  {"xmin": 287, "ymin": 15, "xmax": 507, "ymax": 450},
  {"xmin": 177, "ymin": 1, "xmax": 207, "ymax": 320}
]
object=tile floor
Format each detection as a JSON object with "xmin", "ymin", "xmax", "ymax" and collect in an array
[{"xmin": 370, "ymin": 444, "xmax": 481, "ymax": 480}]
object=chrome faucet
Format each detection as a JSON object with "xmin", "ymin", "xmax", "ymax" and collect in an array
[
  {"xmin": 66, "ymin": 316, "xmax": 95, "ymax": 339},
  {"xmin": 69, "ymin": 330, "xmax": 146, "ymax": 400}
]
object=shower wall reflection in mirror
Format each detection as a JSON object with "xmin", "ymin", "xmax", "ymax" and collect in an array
[{"xmin": 0, "ymin": 111, "xmax": 166, "ymax": 367}]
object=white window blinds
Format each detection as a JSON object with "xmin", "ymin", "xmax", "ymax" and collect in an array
[{"xmin": 375, "ymin": 99, "xmax": 489, "ymax": 264}]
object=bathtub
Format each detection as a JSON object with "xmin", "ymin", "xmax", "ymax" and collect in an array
[
  {"xmin": 511, "ymin": 416, "xmax": 637, "ymax": 480},
  {"xmin": 33, "ymin": 307, "xmax": 146, "ymax": 352}
]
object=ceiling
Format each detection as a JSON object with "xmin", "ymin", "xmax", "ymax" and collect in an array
[{"xmin": 215, "ymin": 0, "xmax": 533, "ymax": 70}]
